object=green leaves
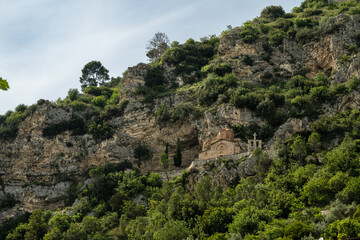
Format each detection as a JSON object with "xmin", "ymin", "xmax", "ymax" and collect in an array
[{"xmin": 0, "ymin": 78, "xmax": 9, "ymax": 91}]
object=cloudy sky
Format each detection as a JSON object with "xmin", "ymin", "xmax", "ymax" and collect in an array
[{"xmin": 0, "ymin": 0, "xmax": 303, "ymax": 114}]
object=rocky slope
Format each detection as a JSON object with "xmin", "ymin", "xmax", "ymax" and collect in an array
[{"xmin": 1, "ymin": 7, "xmax": 360, "ymax": 225}]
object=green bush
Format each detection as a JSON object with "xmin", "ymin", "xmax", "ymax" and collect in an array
[
  {"xmin": 200, "ymin": 207, "xmax": 234, "ymax": 235},
  {"xmin": 197, "ymin": 73, "xmax": 238, "ymax": 106},
  {"xmin": 0, "ymin": 193, "xmax": 16, "ymax": 210},
  {"xmin": 260, "ymin": 6, "xmax": 285, "ymax": 21},
  {"xmin": 269, "ymin": 31, "xmax": 285, "ymax": 46},
  {"xmin": 293, "ymin": 17, "xmax": 314, "ymax": 28},
  {"xmin": 43, "ymin": 115, "xmax": 86, "ymax": 137},
  {"xmin": 68, "ymin": 100, "xmax": 89, "ymax": 111},
  {"xmin": 145, "ymin": 65, "xmax": 166, "ymax": 88},
  {"xmin": 303, "ymin": 8, "xmax": 323, "ymax": 16},
  {"xmin": 0, "ymin": 105, "xmax": 33, "ymax": 140},
  {"xmin": 325, "ymin": 218, "xmax": 360, "ymax": 240},
  {"xmin": 240, "ymin": 22, "xmax": 259, "ymax": 43},
  {"xmin": 84, "ymin": 86, "xmax": 113, "ymax": 98},
  {"xmin": 337, "ymin": 176, "xmax": 360, "ymax": 204},
  {"xmin": 295, "ymin": 26, "xmax": 318, "ymax": 42},
  {"xmin": 101, "ymin": 100, "xmax": 129, "ymax": 119},
  {"xmin": 229, "ymin": 206, "xmax": 273, "ymax": 235},
  {"xmin": 67, "ymin": 89, "xmax": 79, "ymax": 101},
  {"xmin": 339, "ymin": 54, "xmax": 351, "ymax": 64},
  {"xmin": 84, "ymin": 86, "xmax": 114, "ymax": 98},
  {"xmin": 91, "ymin": 95, "xmax": 107, "ymax": 108},
  {"xmin": 160, "ymin": 36, "xmax": 218, "ymax": 83},
  {"xmin": 201, "ymin": 62, "xmax": 232, "ymax": 77},
  {"xmin": 284, "ymin": 220, "xmax": 311, "ymax": 240},
  {"xmin": 348, "ymin": 44, "xmax": 358, "ymax": 54},
  {"xmin": 87, "ymin": 118, "xmax": 113, "ymax": 141},
  {"xmin": 347, "ymin": 76, "xmax": 360, "ymax": 90},
  {"xmin": 107, "ymin": 90, "xmax": 120, "ymax": 105},
  {"xmin": 319, "ymin": 17, "xmax": 341, "ymax": 35},
  {"xmin": 241, "ymin": 55, "xmax": 254, "ymax": 66},
  {"xmin": 134, "ymin": 145, "xmax": 152, "ymax": 167}
]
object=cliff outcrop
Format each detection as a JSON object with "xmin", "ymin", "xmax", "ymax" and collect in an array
[{"xmin": 2, "ymin": 7, "xmax": 360, "ymax": 226}]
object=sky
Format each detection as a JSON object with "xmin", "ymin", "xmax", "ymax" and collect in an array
[{"xmin": 0, "ymin": 0, "xmax": 303, "ymax": 114}]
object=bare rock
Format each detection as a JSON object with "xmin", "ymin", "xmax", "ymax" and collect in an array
[{"xmin": 267, "ymin": 118, "xmax": 309, "ymax": 149}]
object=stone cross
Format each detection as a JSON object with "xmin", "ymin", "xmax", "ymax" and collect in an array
[{"xmin": 253, "ymin": 133, "xmax": 257, "ymax": 140}]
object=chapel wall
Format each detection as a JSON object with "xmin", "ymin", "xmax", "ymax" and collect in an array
[{"xmin": 199, "ymin": 140, "xmax": 237, "ymax": 160}]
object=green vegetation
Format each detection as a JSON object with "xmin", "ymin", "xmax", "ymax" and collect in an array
[
  {"xmin": 7, "ymin": 120, "xmax": 360, "ymax": 239},
  {"xmin": 43, "ymin": 115, "xmax": 86, "ymax": 137},
  {"xmin": 173, "ymin": 138, "xmax": 182, "ymax": 167},
  {"xmin": 79, "ymin": 61, "xmax": 110, "ymax": 91},
  {"xmin": 0, "ymin": 77, "xmax": 9, "ymax": 91},
  {"xmin": 5, "ymin": 1, "xmax": 360, "ymax": 239},
  {"xmin": 146, "ymin": 32, "xmax": 170, "ymax": 62},
  {"xmin": 159, "ymin": 36, "xmax": 219, "ymax": 84},
  {"xmin": 0, "ymin": 104, "xmax": 37, "ymax": 140},
  {"xmin": 134, "ymin": 145, "xmax": 152, "ymax": 168}
]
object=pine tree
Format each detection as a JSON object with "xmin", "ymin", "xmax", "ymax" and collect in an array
[
  {"xmin": 174, "ymin": 138, "xmax": 182, "ymax": 167},
  {"xmin": 165, "ymin": 143, "xmax": 169, "ymax": 155}
]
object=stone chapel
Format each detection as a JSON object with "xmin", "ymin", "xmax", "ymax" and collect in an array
[{"xmin": 198, "ymin": 128, "xmax": 242, "ymax": 160}]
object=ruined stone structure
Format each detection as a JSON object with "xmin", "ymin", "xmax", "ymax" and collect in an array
[
  {"xmin": 198, "ymin": 128, "xmax": 242, "ymax": 160},
  {"xmin": 247, "ymin": 133, "xmax": 262, "ymax": 153}
]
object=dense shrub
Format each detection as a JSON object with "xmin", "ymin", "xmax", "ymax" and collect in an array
[
  {"xmin": 160, "ymin": 36, "xmax": 218, "ymax": 83},
  {"xmin": 0, "ymin": 104, "xmax": 33, "ymax": 140},
  {"xmin": 43, "ymin": 115, "xmax": 86, "ymax": 137},
  {"xmin": 145, "ymin": 65, "xmax": 166, "ymax": 88},
  {"xmin": 155, "ymin": 103, "xmax": 196, "ymax": 124},
  {"xmin": 260, "ymin": 6, "xmax": 286, "ymax": 21},
  {"xmin": 134, "ymin": 145, "xmax": 152, "ymax": 167},
  {"xmin": 201, "ymin": 62, "xmax": 232, "ymax": 77},
  {"xmin": 197, "ymin": 73, "xmax": 238, "ymax": 106},
  {"xmin": 67, "ymin": 89, "xmax": 79, "ymax": 101},
  {"xmin": 269, "ymin": 30, "xmax": 285, "ymax": 46},
  {"xmin": 241, "ymin": 55, "xmax": 254, "ymax": 66},
  {"xmin": 240, "ymin": 22, "xmax": 259, "ymax": 43},
  {"xmin": 318, "ymin": 17, "xmax": 341, "ymax": 35},
  {"xmin": 0, "ymin": 193, "xmax": 16, "ymax": 210},
  {"xmin": 101, "ymin": 100, "xmax": 129, "ymax": 119},
  {"xmin": 91, "ymin": 95, "xmax": 107, "ymax": 108},
  {"xmin": 84, "ymin": 86, "xmax": 113, "ymax": 98},
  {"xmin": 87, "ymin": 117, "xmax": 113, "ymax": 141}
]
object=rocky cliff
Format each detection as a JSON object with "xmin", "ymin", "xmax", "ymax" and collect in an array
[{"xmin": 1, "ymin": 7, "xmax": 360, "ymax": 225}]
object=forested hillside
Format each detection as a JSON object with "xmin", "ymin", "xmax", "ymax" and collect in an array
[{"xmin": 2, "ymin": 0, "xmax": 360, "ymax": 239}]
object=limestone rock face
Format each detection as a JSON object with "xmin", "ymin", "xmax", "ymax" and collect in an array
[
  {"xmin": 267, "ymin": 118, "xmax": 310, "ymax": 150},
  {"xmin": 323, "ymin": 90, "xmax": 360, "ymax": 115},
  {"xmin": 120, "ymin": 63, "xmax": 150, "ymax": 100},
  {"xmin": 2, "ymin": 12, "xmax": 360, "ymax": 225},
  {"xmin": 185, "ymin": 156, "xmax": 255, "ymax": 190},
  {"xmin": 196, "ymin": 105, "xmax": 263, "ymax": 148},
  {"xmin": 218, "ymin": 14, "xmax": 360, "ymax": 83}
]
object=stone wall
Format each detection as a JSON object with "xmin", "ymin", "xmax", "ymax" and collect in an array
[{"xmin": 198, "ymin": 140, "xmax": 241, "ymax": 160}]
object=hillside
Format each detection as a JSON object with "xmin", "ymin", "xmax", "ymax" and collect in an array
[{"xmin": 2, "ymin": 0, "xmax": 360, "ymax": 239}]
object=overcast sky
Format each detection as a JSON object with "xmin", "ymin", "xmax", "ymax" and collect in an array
[{"xmin": 0, "ymin": 0, "xmax": 303, "ymax": 114}]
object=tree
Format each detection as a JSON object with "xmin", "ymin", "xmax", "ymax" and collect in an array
[
  {"xmin": 165, "ymin": 143, "xmax": 169, "ymax": 155},
  {"xmin": 0, "ymin": 77, "xmax": 9, "ymax": 91},
  {"xmin": 260, "ymin": 6, "xmax": 285, "ymax": 21},
  {"xmin": 79, "ymin": 61, "xmax": 110, "ymax": 91},
  {"xmin": 146, "ymin": 32, "xmax": 170, "ymax": 62},
  {"xmin": 134, "ymin": 145, "xmax": 152, "ymax": 168},
  {"xmin": 173, "ymin": 138, "xmax": 182, "ymax": 167},
  {"xmin": 291, "ymin": 136, "xmax": 307, "ymax": 162},
  {"xmin": 308, "ymin": 132, "xmax": 321, "ymax": 153},
  {"xmin": 159, "ymin": 153, "xmax": 170, "ymax": 180}
]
